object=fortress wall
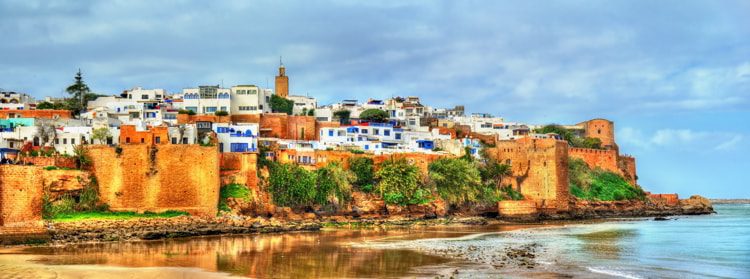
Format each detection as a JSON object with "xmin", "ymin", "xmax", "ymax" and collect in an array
[
  {"xmin": 491, "ymin": 138, "xmax": 570, "ymax": 212},
  {"xmin": 0, "ymin": 165, "xmax": 44, "ymax": 228},
  {"xmin": 87, "ymin": 145, "xmax": 220, "ymax": 216},
  {"xmin": 220, "ymin": 152, "xmax": 259, "ymax": 190}
]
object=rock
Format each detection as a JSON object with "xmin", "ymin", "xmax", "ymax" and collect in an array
[
  {"xmin": 679, "ymin": 195, "xmax": 714, "ymax": 215},
  {"xmin": 303, "ymin": 212, "xmax": 317, "ymax": 220},
  {"xmin": 653, "ymin": 217, "xmax": 670, "ymax": 221}
]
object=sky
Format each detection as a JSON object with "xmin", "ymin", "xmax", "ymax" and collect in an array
[{"xmin": 1, "ymin": 0, "xmax": 748, "ymax": 198}]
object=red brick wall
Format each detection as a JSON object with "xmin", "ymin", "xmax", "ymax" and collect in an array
[
  {"xmin": 177, "ymin": 114, "xmax": 231, "ymax": 124},
  {"xmin": 0, "ymin": 109, "xmax": 72, "ymax": 119},
  {"xmin": 649, "ymin": 193, "xmax": 679, "ymax": 206},
  {"xmin": 0, "ymin": 165, "xmax": 44, "ymax": 228},
  {"xmin": 220, "ymin": 153, "xmax": 259, "ymax": 190},
  {"xmin": 119, "ymin": 125, "xmax": 170, "ymax": 145},
  {"xmin": 20, "ymin": 156, "xmax": 77, "ymax": 168},
  {"xmin": 569, "ymin": 147, "xmax": 619, "ymax": 173},
  {"xmin": 259, "ymin": 114, "xmax": 316, "ymax": 140},
  {"xmin": 87, "ymin": 145, "xmax": 220, "ymax": 216}
]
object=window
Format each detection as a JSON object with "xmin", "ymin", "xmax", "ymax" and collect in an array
[
  {"xmin": 172, "ymin": 137, "xmax": 177, "ymax": 144},
  {"xmin": 361, "ymin": 129, "xmax": 368, "ymax": 134},
  {"xmin": 384, "ymin": 129, "xmax": 390, "ymax": 136},
  {"xmin": 155, "ymin": 137, "xmax": 161, "ymax": 144},
  {"xmin": 395, "ymin": 133, "xmax": 401, "ymax": 140},
  {"xmin": 205, "ymin": 107, "xmax": 217, "ymax": 113},
  {"xmin": 141, "ymin": 94, "xmax": 148, "ymax": 100},
  {"xmin": 126, "ymin": 137, "xmax": 131, "ymax": 143},
  {"xmin": 185, "ymin": 107, "xmax": 198, "ymax": 112},
  {"xmin": 409, "ymin": 120, "xmax": 416, "ymax": 126},
  {"xmin": 62, "ymin": 138, "xmax": 67, "ymax": 144},
  {"xmin": 220, "ymin": 106, "xmax": 227, "ymax": 111},
  {"xmin": 182, "ymin": 138, "xmax": 188, "ymax": 144},
  {"xmin": 140, "ymin": 138, "xmax": 145, "ymax": 143},
  {"xmin": 71, "ymin": 139, "xmax": 75, "ymax": 145},
  {"xmin": 55, "ymin": 138, "xmax": 59, "ymax": 144},
  {"xmin": 373, "ymin": 129, "xmax": 379, "ymax": 135},
  {"xmin": 328, "ymin": 130, "xmax": 334, "ymax": 137}
]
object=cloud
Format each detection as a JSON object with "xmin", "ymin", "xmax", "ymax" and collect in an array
[{"xmin": 618, "ymin": 127, "xmax": 746, "ymax": 152}]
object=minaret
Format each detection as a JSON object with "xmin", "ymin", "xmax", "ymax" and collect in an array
[{"xmin": 275, "ymin": 56, "xmax": 289, "ymax": 98}]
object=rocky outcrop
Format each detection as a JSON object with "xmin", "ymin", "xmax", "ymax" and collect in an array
[
  {"xmin": 48, "ymin": 216, "xmax": 320, "ymax": 244},
  {"xmin": 552, "ymin": 195, "xmax": 714, "ymax": 219}
]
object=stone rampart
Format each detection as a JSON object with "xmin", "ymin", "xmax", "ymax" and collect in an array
[
  {"xmin": 87, "ymin": 145, "xmax": 220, "ymax": 216},
  {"xmin": 498, "ymin": 200, "xmax": 538, "ymax": 217},
  {"xmin": 490, "ymin": 138, "xmax": 569, "ymax": 212},
  {"xmin": 220, "ymin": 152, "xmax": 259, "ymax": 190},
  {"xmin": 0, "ymin": 165, "xmax": 47, "ymax": 243},
  {"xmin": 20, "ymin": 156, "xmax": 78, "ymax": 168}
]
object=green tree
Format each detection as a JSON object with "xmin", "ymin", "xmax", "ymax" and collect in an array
[
  {"xmin": 348, "ymin": 157, "xmax": 374, "ymax": 189},
  {"xmin": 315, "ymin": 162, "xmax": 355, "ymax": 207},
  {"xmin": 359, "ymin": 109, "xmax": 389, "ymax": 122},
  {"xmin": 91, "ymin": 128, "xmax": 111, "ymax": 144},
  {"xmin": 65, "ymin": 69, "xmax": 91, "ymax": 115},
  {"xmin": 306, "ymin": 108, "xmax": 315, "ymax": 116},
  {"xmin": 428, "ymin": 157, "xmax": 482, "ymax": 204},
  {"xmin": 36, "ymin": 101, "xmax": 65, "ymax": 110},
  {"xmin": 333, "ymin": 110, "xmax": 351, "ymax": 124},
  {"xmin": 535, "ymin": 124, "xmax": 574, "ymax": 141},
  {"xmin": 270, "ymin": 95, "xmax": 294, "ymax": 115},
  {"xmin": 215, "ymin": 110, "xmax": 229, "ymax": 116},
  {"xmin": 268, "ymin": 163, "xmax": 317, "ymax": 207},
  {"xmin": 376, "ymin": 158, "xmax": 427, "ymax": 205}
]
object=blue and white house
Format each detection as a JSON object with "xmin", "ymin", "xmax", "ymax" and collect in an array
[{"xmin": 213, "ymin": 123, "xmax": 259, "ymax": 153}]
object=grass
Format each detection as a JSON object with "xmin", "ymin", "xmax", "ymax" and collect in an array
[
  {"xmin": 50, "ymin": 210, "xmax": 189, "ymax": 222},
  {"xmin": 569, "ymin": 157, "xmax": 646, "ymax": 201},
  {"xmin": 219, "ymin": 183, "xmax": 252, "ymax": 212}
]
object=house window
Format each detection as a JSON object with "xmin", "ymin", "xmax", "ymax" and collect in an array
[
  {"xmin": 141, "ymin": 94, "xmax": 148, "ymax": 100},
  {"xmin": 328, "ymin": 130, "xmax": 334, "ymax": 137},
  {"xmin": 126, "ymin": 137, "xmax": 131, "ymax": 143},
  {"xmin": 141, "ymin": 138, "xmax": 145, "ymax": 143},
  {"xmin": 374, "ymin": 129, "xmax": 379, "ymax": 135},
  {"xmin": 172, "ymin": 137, "xmax": 177, "ymax": 144},
  {"xmin": 71, "ymin": 139, "xmax": 75, "ymax": 145},
  {"xmin": 384, "ymin": 129, "xmax": 390, "ymax": 136},
  {"xmin": 182, "ymin": 138, "xmax": 188, "ymax": 144},
  {"xmin": 361, "ymin": 129, "xmax": 368, "ymax": 134},
  {"xmin": 155, "ymin": 137, "xmax": 161, "ymax": 144},
  {"xmin": 55, "ymin": 138, "xmax": 59, "ymax": 144},
  {"xmin": 63, "ymin": 138, "xmax": 67, "ymax": 144},
  {"xmin": 395, "ymin": 133, "xmax": 401, "ymax": 140}
]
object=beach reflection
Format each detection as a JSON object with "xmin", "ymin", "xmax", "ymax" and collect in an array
[
  {"xmin": 574, "ymin": 228, "xmax": 636, "ymax": 260},
  {"xmin": 24, "ymin": 229, "xmax": 468, "ymax": 278}
]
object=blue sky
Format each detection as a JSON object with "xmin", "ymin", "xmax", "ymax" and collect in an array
[{"xmin": 1, "ymin": 0, "xmax": 748, "ymax": 198}]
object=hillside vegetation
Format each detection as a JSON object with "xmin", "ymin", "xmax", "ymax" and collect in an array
[{"xmin": 569, "ymin": 157, "xmax": 646, "ymax": 201}]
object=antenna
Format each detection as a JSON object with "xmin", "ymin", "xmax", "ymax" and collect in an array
[{"xmin": 280, "ymin": 56, "xmax": 283, "ymax": 66}]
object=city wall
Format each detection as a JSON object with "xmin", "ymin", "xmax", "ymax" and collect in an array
[
  {"xmin": 220, "ymin": 152, "xmax": 259, "ymax": 190},
  {"xmin": 259, "ymin": 114, "xmax": 317, "ymax": 140},
  {"xmin": 0, "ymin": 165, "xmax": 48, "ymax": 243},
  {"xmin": 568, "ymin": 147, "xmax": 637, "ymax": 185},
  {"xmin": 277, "ymin": 149, "xmax": 445, "ymax": 175},
  {"xmin": 0, "ymin": 109, "xmax": 72, "ymax": 119},
  {"xmin": 86, "ymin": 145, "xmax": 220, "ymax": 216}
]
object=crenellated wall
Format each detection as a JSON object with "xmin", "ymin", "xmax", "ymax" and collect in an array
[
  {"xmin": 86, "ymin": 145, "xmax": 220, "ymax": 216},
  {"xmin": 489, "ymin": 138, "xmax": 570, "ymax": 212}
]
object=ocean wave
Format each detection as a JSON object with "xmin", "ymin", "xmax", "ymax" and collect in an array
[{"xmin": 586, "ymin": 266, "xmax": 642, "ymax": 279}]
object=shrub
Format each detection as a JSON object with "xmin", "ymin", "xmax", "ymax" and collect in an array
[
  {"xmin": 348, "ymin": 157, "xmax": 374, "ymax": 188},
  {"xmin": 215, "ymin": 110, "xmax": 229, "ymax": 116},
  {"xmin": 376, "ymin": 158, "xmax": 429, "ymax": 205},
  {"xmin": 268, "ymin": 163, "xmax": 317, "ymax": 207},
  {"xmin": 359, "ymin": 109, "xmax": 389, "ymax": 122},
  {"xmin": 568, "ymin": 157, "xmax": 646, "ymax": 201},
  {"xmin": 315, "ymin": 163, "xmax": 355, "ymax": 207},
  {"xmin": 218, "ymin": 183, "xmax": 252, "ymax": 212},
  {"xmin": 333, "ymin": 110, "xmax": 351, "ymax": 124},
  {"xmin": 270, "ymin": 95, "xmax": 294, "ymax": 115},
  {"xmin": 428, "ymin": 157, "xmax": 482, "ymax": 204}
]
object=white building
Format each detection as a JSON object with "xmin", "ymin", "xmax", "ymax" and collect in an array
[
  {"xmin": 230, "ymin": 85, "xmax": 273, "ymax": 115},
  {"xmin": 288, "ymin": 95, "xmax": 317, "ymax": 115},
  {"xmin": 213, "ymin": 123, "xmax": 259, "ymax": 152},
  {"xmin": 180, "ymin": 85, "xmax": 232, "ymax": 114}
]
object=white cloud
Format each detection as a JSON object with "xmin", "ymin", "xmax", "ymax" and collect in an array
[{"xmin": 618, "ymin": 127, "xmax": 745, "ymax": 151}]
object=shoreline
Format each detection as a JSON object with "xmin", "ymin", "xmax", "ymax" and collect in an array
[{"xmin": 1, "ymin": 204, "xmax": 713, "ymax": 248}]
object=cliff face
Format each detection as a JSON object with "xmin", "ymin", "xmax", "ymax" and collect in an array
[{"xmin": 557, "ymin": 195, "xmax": 714, "ymax": 219}]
